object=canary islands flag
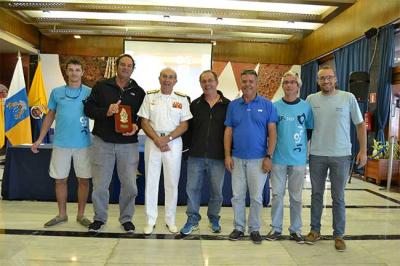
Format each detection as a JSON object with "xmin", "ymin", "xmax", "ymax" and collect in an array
[{"xmin": 5, "ymin": 55, "xmax": 32, "ymax": 145}]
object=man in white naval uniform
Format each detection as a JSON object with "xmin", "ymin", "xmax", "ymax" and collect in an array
[{"xmin": 138, "ymin": 67, "xmax": 192, "ymax": 235}]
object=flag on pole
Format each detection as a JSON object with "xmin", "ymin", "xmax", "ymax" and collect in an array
[
  {"xmin": 5, "ymin": 54, "xmax": 32, "ymax": 145},
  {"xmin": 28, "ymin": 60, "xmax": 48, "ymax": 116},
  {"xmin": 0, "ymin": 98, "xmax": 5, "ymax": 148},
  {"xmin": 28, "ymin": 60, "xmax": 50, "ymax": 142}
]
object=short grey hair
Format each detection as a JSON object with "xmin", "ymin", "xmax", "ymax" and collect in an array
[{"xmin": 0, "ymin": 84, "xmax": 8, "ymax": 92}]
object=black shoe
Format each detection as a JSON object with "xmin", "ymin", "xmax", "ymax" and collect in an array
[
  {"xmin": 265, "ymin": 230, "xmax": 282, "ymax": 241},
  {"xmin": 250, "ymin": 231, "xmax": 262, "ymax": 244},
  {"xmin": 88, "ymin": 220, "xmax": 105, "ymax": 232},
  {"xmin": 122, "ymin": 221, "xmax": 135, "ymax": 233},
  {"xmin": 228, "ymin": 229, "xmax": 244, "ymax": 241},
  {"xmin": 290, "ymin": 232, "xmax": 305, "ymax": 244}
]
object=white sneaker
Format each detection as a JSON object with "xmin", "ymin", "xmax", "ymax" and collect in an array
[
  {"xmin": 144, "ymin": 224, "xmax": 155, "ymax": 235},
  {"xmin": 166, "ymin": 224, "xmax": 178, "ymax": 234}
]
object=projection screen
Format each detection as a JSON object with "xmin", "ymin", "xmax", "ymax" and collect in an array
[{"xmin": 124, "ymin": 40, "xmax": 212, "ymax": 100}]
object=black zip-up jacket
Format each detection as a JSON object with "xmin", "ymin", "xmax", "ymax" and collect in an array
[
  {"xmin": 84, "ymin": 77, "xmax": 145, "ymax": 143},
  {"xmin": 188, "ymin": 90, "xmax": 230, "ymax": 159}
]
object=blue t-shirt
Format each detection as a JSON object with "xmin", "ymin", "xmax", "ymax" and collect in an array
[
  {"xmin": 48, "ymin": 85, "xmax": 91, "ymax": 148},
  {"xmin": 306, "ymin": 91, "xmax": 363, "ymax": 156},
  {"xmin": 225, "ymin": 95, "xmax": 277, "ymax": 159},
  {"xmin": 272, "ymin": 98, "xmax": 313, "ymax": 166}
]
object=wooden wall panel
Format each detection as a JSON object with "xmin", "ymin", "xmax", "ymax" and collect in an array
[
  {"xmin": 299, "ymin": 0, "xmax": 400, "ymax": 64},
  {"xmin": 0, "ymin": 53, "xmax": 31, "ymax": 88},
  {"xmin": 212, "ymin": 41, "xmax": 300, "ymax": 65},
  {"xmin": 0, "ymin": 9, "xmax": 40, "ymax": 47},
  {"xmin": 40, "ymin": 36, "xmax": 300, "ymax": 65},
  {"xmin": 40, "ymin": 35, "xmax": 124, "ymax": 57}
]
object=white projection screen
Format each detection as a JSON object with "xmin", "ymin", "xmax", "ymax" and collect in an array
[{"xmin": 124, "ymin": 40, "xmax": 212, "ymax": 100}]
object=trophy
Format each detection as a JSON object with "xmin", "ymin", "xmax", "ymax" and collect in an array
[{"xmin": 114, "ymin": 105, "xmax": 133, "ymax": 133}]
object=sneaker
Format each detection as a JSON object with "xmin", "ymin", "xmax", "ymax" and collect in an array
[
  {"xmin": 166, "ymin": 224, "xmax": 178, "ymax": 234},
  {"xmin": 334, "ymin": 237, "xmax": 346, "ymax": 252},
  {"xmin": 265, "ymin": 230, "xmax": 282, "ymax": 241},
  {"xmin": 209, "ymin": 220, "xmax": 221, "ymax": 233},
  {"xmin": 250, "ymin": 231, "xmax": 262, "ymax": 244},
  {"xmin": 305, "ymin": 231, "xmax": 321, "ymax": 244},
  {"xmin": 88, "ymin": 220, "xmax": 105, "ymax": 232},
  {"xmin": 290, "ymin": 232, "xmax": 305, "ymax": 244},
  {"xmin": 44, "ymin": 215, "xmax": 68, "ymax": 228},
  {"xmin": 76, "ymin": 216, "xmax": 91, "ymax": 228},
  {"xmin": 228, "ymin": 229, "xmax": 244, "ymax": 241},
  {"xmin": 180, "ymin": 222, "xmax": 199, "ymax": 235},
  {"xmin": 144, "ymin": 224, "xmax": 155, "ymax": 235},
  {"xmin": 122, "ymin": 221, "xmax": 135, "ymax": 233}
]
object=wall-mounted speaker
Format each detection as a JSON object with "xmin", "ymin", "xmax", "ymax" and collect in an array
[
  {"xmin": 349, "ymin": 71, "xmax": 370, "ymax": 102},
  {"xmin": 365, "ymin": 28, "xmax": 378, "ymax": 39}
]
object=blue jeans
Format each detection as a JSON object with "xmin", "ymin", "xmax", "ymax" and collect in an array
[
  {"xmin": 231, "ymin": 157, "xmax": 267, "ymax": 233},
  {"xmin": 309, "ymin": 155, "xmax": 351, "ymax": 237},
  {"xmin": 186, "ymin": 156, "xmax": 225, "ymax": 224},
  {"xmin": 270, "ymin": 164, "xmax": 305, "ymax": 234}
]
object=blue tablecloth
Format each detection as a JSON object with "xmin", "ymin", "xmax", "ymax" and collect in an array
[{"xmin": 1, "ymin": 139, "xmax": 270, "ymax": 206}]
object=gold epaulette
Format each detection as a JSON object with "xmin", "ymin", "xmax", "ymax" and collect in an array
[
  {"xmin": 147, "ymin": 89, "xmax": 160, "ymax": 94},
  {"xmin": 174, "ymin": 91, "xmax": 187, "ymax": 97}
]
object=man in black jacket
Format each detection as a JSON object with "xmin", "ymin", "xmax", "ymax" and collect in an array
[
  {"xmin": 180, "ymin": 70, "xmax": 230, "ymax": 235},
  {"xmin": 84, "ymin": 54, "xmax": 145, "ymax": 233}
]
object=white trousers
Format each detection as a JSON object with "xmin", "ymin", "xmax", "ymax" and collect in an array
[{"xmin": 144, "ymin": 136, "xmax": 182, "ymax": 226}]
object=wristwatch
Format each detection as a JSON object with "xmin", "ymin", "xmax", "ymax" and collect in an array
[{"xmin": 265, "ymin": 154, "xmax": 272, "ymax": 159}]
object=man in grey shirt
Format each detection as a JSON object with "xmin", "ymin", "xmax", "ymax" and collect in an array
[{"xmin": 304, "ymin": 66, "xmax": 367, "ymax": 251}]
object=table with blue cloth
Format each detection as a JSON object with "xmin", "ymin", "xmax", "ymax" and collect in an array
[{"xmin": 1, "ymin": 137, "xmax": 270, "ymax": 206}]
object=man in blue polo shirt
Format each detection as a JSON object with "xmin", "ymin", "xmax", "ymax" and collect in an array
[{"xmin": 224, "ymin": 69, "xmax": 277, "ymax": 244}]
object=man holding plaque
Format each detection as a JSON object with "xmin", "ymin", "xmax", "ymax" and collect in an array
[
  {"xmin": 84, "ymin": 54, "xmax": 146, "ymax": 233},
  {"xmin": 138, "ymin": 68, "xmax": 192, "ymax": 235}
]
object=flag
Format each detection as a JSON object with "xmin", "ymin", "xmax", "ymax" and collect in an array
[
  {"xmin": 28, "ymin": 60, "xmax": 50, "ymax": 142},
  {"xmin": 28, "ymin": 61, "xmax": 48, "ymax": 115},
  {"xmin": 0, "ymin": 98, "xmax": 4, "ymax": 148},
  {"xmin": 5, "ymin": 55, "xmax": 32, "ymax": 145}
]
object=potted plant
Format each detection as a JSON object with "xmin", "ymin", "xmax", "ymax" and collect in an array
[{"xmin": 364, "ymin": 139, "xmax": 400, "ymax": 185}]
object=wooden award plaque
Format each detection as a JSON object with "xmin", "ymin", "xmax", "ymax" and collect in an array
[{"xmin": 114, "ymin": 105, "xmax": 133, "ymax": 133}]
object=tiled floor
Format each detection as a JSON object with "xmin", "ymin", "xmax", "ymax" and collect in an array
[{"xmin": 1, "ymin": 163, "xmax": 400, "ymax": 265}]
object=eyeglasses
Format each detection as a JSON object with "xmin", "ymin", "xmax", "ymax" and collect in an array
[
  {"xmin": 160, "ymin": 74, "xmax": 176, "ymax": 79},
  {"xmin": 282, "ymin": 80, "xmax": 298, "ymax": 85},
  {"xmin": 318, "ymin": 75, "xmax": 335, "ymax": 81}
]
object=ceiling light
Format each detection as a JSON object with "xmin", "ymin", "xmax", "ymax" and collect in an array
[
  {"xmin": 26, "ymin": 11, "xmax": 323, "ymax": 30},
  {"xmin": 73, "ymin": 35, "xmax": 81, "ymax": 39},
  {"xmin": 20, "ymin": 0, "xmax": 331, "ymax": 15}
]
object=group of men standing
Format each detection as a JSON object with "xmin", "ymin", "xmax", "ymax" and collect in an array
[{"xmin": 31, "ymin": 54, "xmax": 367, "ymax": 252}]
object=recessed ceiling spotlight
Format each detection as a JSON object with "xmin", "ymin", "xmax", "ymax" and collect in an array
[{"xmin": 73, "ymin": 35, "xmax": 81, "ymax": 39}]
